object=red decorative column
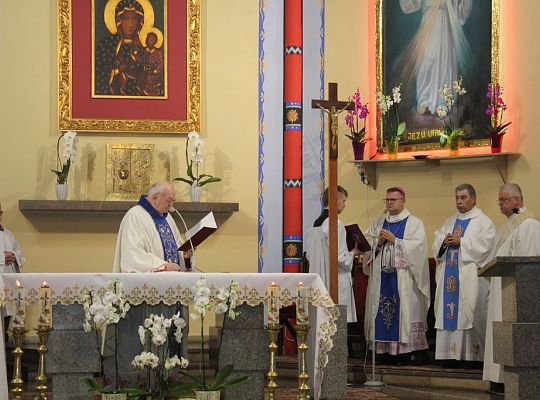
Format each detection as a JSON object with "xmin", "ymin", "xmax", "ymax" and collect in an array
[{"xmin": 283, "ymin": 0, "xmax": 303, "ymax": 273}]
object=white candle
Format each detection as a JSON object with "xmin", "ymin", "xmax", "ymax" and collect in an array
[
  {"xmin": 39, "ymin": 281, "xmax": 53, "ymax": 327},
  {"xmin": 296, "ymin": 282, "xmax": 309, "ymax": 325},
  {"xmin": 12, "ymin": 280, "xmax": 25, "ymax": 328},
  {"xmin": 267, "ymin": 282, "xmax": 280, "ymax": 325}
]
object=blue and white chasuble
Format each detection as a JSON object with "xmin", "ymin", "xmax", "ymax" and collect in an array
[
  {"xmin": 138, "ymin": 195, "xmax": 180, "ymax": 264},
  {"xmin": 443, "ymin": 218, "xmax": 471, "ymax": 330},
  {"xmin": 375, "ymin": 217, "xmax": 409, "ymax": 342}
]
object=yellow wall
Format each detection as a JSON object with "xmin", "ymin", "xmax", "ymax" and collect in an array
[{"xmin": 1, "ymin": 0, "xmax": 539, "ymax": 275}]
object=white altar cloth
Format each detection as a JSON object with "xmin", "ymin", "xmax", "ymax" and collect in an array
[{"xmin": 0, "ymin": 272, "xmax": 338, "ymax": 400}]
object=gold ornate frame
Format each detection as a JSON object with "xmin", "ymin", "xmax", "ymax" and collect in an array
[
  {"xmin": 106, "ymin": 144, "xmax": 154, "ymax": 200},
  {"xmin": 57, "ymin": 0, "xmax": 201, "ymax": 133},
  {"xmin": 375, "ymin": 0, "xmax": 500, "ymax": 152}
]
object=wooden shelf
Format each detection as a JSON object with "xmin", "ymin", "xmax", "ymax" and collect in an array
[
  {"xmin": 19, "ymin": 200, "xmax": 239, "ymax": 214},
  {"xmin": 352, "ymin": 152, "xmax": 520, "ymax": 190}
]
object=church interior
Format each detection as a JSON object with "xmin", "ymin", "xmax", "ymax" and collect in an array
[{"xmin": 1, "ymin": 0, "xmax": 539, "ymax": 399}]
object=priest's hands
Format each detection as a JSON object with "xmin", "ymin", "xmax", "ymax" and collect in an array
[
  {"xmin": 378, "ymin": 229, "xmax": 396, "ymax": 245},
  {"xmin": 4, "ymin": 251, "xmax": 16, "ymax": 264},
  {"xmin": 444, "ymin": 233, "xmax": 461, "ymax": 246},
  {"xmin": 157, "ymin": 262, "xmax": 187, "ymax": 272}
]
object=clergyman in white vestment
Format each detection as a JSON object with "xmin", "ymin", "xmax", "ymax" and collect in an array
[
  {"xmin": 483, "ymin": 183, "xmax": 540, "ymax": 383},
  {"xmin": 0, "ymin": 201, "xmax": 25, "ymax": 274},
  {"xmin": 307, "ymin": 185, "xmax": 360, "ymax": 322},
  {"xmin": 363, "ymin": 187, "xmax": 430, "ymax": 356},
  {"xmin": 109, "ymin": 181, "xmax": 192, "ymax": 384},
  {"xmin": 433, "ymin": 183, "xmax": 496, "ymax": 361}
]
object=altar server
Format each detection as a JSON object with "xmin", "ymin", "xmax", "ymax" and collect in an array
[{"xmin": 434, "ymin": 183, "xmax": 496, "ymax": 361}]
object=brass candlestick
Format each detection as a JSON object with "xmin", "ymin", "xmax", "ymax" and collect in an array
[
  {"xmin": 35, "ymin": 324, "xmax": 52, "ymax": 399},
  {"xmin": 295, "ymin": 324, "xmax": 310, "ymax": 400},
  {"xmin": 9, "ymin": 326, "xmax": 28, "ymax": 400},
  {"xmin": 264, "ymin": 322, "xmax": 279, "ymax": 400}
]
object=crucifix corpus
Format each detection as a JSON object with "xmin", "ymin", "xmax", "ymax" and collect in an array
[{"xmin": 311, "ymin": 82, "xmax": 353, "ymax": 303}]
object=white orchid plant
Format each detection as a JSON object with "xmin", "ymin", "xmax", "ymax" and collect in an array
[
  {"xmin": 174, "ymin": 131, "xmax": 221, "ymax": 187},
  {"xmin": 178, "ymin": 278, "xmax": 249, "ymax": 393},
  {"xmin": 436, "ymin": 77, "xmax": 467, "ymax": 148},
  {"xmin": 128, "ymin": 312, "xmax": 192, "ymax": 399},
  {"xmin": 376, "ymin": 85, "xmax": 406, "ymax": 152},
  {"xmin": 81, "ymin": 279, "xmax": 130, "ymax": 394},
  {"xmin": 52, "ymin": 130, "xmax": 78, "ymax": 184}
]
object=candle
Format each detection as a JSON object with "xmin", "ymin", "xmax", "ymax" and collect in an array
[
  {"xmin": 296, "ymin": 282, "xmax": 309, "ymax": 325},
  {"xmin": 39, "ymin": 281, "xmax": 53, "ymax": 327},
  {"xmin": 12, "ymin": 280, "xmax": 25, "ymax": 328},
  {"xmin": 267, "ymin": 282, "xmax": 280, "ymax": 325}
]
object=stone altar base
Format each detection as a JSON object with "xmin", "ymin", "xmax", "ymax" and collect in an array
[{"xmin": 47, "ymin": 304, "xmax": 100, "ymax": 400}]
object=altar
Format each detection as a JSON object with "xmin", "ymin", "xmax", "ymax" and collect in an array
[{"xmin": 0, "ymin": 272, "xmax": 340, "ymax": 400}]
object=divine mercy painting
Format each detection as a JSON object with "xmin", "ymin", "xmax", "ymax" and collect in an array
[
  {"xmin": 93, "ymin": 0, "xmax": 167, "ymax": 98},
  {"xmin": 377, "ymin": 0, "xmax": 499, "ymax": 150}
]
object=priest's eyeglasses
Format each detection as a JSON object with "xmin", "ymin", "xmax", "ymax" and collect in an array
[
  {"xmin": 383, "ymin": 198, "xmax": 404, "ymax": 203},
  {"xmin": 497, "ymin": 196, "xmax": 518, "ymax": 204}
]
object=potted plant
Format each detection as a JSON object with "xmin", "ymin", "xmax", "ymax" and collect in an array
[
  {"xmin": 179, "ymin": 278, "xmax": 250, "ymax": 400},
  {"xmin": 51, "ymin": 130, "xmax": 78, "ymax": 200},
  {"xmin": 376, "ymin": 85, "xmax": 405, "ymax": 159},
  {"xmin": 486, "ymin": 82, "xmax": 511, "ymax": 153},
  {"xmin": 436, "ymin": 77, "xmax": 467, "ymax": 156},
  {"xmin": 81, "ymin": 279, "xmax": 131, "ymax": 399},
  {"xmin": 174, "ymin": 131, "xmax": 221, "ymax": 202},
  {"xmin": 344, "ymin": 88, "xmax": 370, "ymax": 160},
  {"xmin": 128, "ymin": 312, "xmax": 192, "ymax": 399}
]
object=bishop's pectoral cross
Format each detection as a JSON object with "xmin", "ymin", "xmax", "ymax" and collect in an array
[{"xmin": 311, "ymin": 82, "xmax": 354, "ymax": 303}]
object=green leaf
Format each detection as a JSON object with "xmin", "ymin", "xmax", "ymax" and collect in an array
[
  {"xmin": 396, "ymin": 121, "xmax": 406, "ymax": 137},
  {"xmin": 208, "ymin": 365, "xmax": 233, "ymax": 389},
  {"xmin": 211, "ymin": 375, "xmax": 251, "ymax": 392},
  {"xmin": 439, "ymin": 133, "xmax": 448, "ymax": 148},
  {"xmin": 173, "ymin": 177, "xmax": 195, "ymax": 185},
  {"xmin": 198, "ymin": 177, "xmax": 221, "ymax": 187}
]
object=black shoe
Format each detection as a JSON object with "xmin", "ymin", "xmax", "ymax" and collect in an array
[{"xmin": 489, "ymin": 382, "xmax": 504, "ymax": 395}]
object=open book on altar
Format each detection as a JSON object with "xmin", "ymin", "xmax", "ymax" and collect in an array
[
  {"xmin": 345, "ymin": 224, "xmax": 371, "ymax": 252},
  {"xmin": 178, "ymin": 212, "xmax": 218, "ymax": 251}
]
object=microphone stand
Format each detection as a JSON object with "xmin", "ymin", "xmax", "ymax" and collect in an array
[
  {"xmin": 364, "ymin": 240, "xmax": 384, "ymax": 388},
  {"xmin": 170, "ymin": 207, "xmax": 205, "ymax": 273}
]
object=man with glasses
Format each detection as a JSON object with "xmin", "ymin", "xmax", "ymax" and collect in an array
[
  {"xmin": 433, "ymin": 183, "xmax": 496, "ymax": 364},
  {"xmin": 362, "ymin": 187, "xmax": 430, "ymax": 362},
  {"xmin": 483, "ymin": 183, "xmax": 540, "ymax": 387}
]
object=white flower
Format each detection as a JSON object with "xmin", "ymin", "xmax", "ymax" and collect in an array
[
  {"xmin": 132, "ymin": 351, "xmax": 159, "ymax": 369},
  {"xmin": 215, "ymin": 303, "xmax": 228, "ymax": 315},
  {"xmin": 392, "ymin": 86, "xmax": 402, "ymax": 104},
  {"xmin": 138, "ymin": 326, "xmax": 146, "ymax": 345},
  {"xmin": 188, "ymin": 131, "xmax": 199, "ymax": 140},
  {"xmin": 436, "ymin": 107, "xmax": 448, "ymax": 119}
]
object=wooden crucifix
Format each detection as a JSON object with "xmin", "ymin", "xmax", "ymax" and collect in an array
[{"xmin": 311, "ymin": 82, "xmax": 353, "ymax": 303}]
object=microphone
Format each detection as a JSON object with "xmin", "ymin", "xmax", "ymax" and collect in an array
[
  {"xmin": 513, "ymin": 208, "xmax": 520, "ymax": 214},
  {"xmin": 169, "ymin": 207, "xmax": 204, "ymax": 273}
]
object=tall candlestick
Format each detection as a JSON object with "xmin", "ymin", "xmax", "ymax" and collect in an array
[
  {"xmin": 267, "ymin": 282, "xmax": 280, "ymax": 325},
  {"xmin": 296, "ymin": 282, "xmax": 309, "ymax": 325},
  {"xmin": 39, "ymin": 282, "xmax": 53, "ymax": 328},
  {"xmin": 12, "ymin": 280, "xmax": 25, "ymax": 328}
]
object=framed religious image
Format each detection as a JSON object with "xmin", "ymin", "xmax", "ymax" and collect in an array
[
  {"xmin": 106, "ymin": 144, "xmax": 154, "ymax": 200},
  {"xmin": 57, "ymin": 0, "xmax": 201, "ymax": 133},
  {"xmin": 375, "ymin": 0, "xmax": 500, "ymax": 152}
]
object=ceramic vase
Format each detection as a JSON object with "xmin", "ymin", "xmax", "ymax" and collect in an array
[
  {"xmin": 55, "ymin": 183, "xmax": 68, "ymax": 200},
  {"xmin": 195, "ymin": 391, "xmax": 221, "ymax": 400},
  {"xmin": 351, "ymin": 141, "xmax": 366, "ymax": 160},
  {"xmin": 101, "ymin": 394, "xmax": 126, "ymax": 400},
  {"xmin": 190, "ymin": 185, "xmax": 202, "ymax": 202}
]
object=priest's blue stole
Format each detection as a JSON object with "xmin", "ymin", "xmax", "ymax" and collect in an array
[
  {"xmin": 138, "ymin": 196, "xmax": 180, "ymax": 264},
  {"xmin": 443, "ymin": 218, "xmax": 471, "ymax": 330},
  {"xmin": 375, "ymin": 217, "xmax": 408, "ymax": 342}
]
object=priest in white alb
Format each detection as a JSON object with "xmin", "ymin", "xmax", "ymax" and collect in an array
[
  {"xmin": 433, "ymin": 183, "xmax": 496, "ymax": 361},
  {"xmin": 483, "ymin": 183, "xmax": 540, "ymax": 384},
  {"xmin": 109, "ymin": 181, "xmax": 193, "ymax": 383},
  {"xmin": 363, "ymin": 187, "xmax": 430, "ymax": 357}
]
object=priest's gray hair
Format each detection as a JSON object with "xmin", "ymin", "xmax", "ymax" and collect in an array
[
  {"xmin": 500, "ymin": 183, "xmax": 523, "ymax": 201},
  {"xmin": 148, "ymin": 181, "xmax": 173, "ymax": 197},
  {"xmin": 455, "ymin": 183, "xmax": 476, "ymax": 198}
]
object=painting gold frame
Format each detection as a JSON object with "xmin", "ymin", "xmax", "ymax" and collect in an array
[
  {"xmin": 375, "ymin": 0, "xmax": 501, "ymax": 152},
  {"xmin": 57, "ymin": 0, "xmax": 201, "ymax": 133},
  {"xmin": 106, "ymin": 144, "xmax": 154, "ymax": 200}
]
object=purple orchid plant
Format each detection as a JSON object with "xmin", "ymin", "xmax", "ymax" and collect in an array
[
  {"xmin": 486, "ymin": 82, "xmax": 511, "ymax": 138},
  {"xmin": 344, "ymin": 88, "xmax": 369, "ymax": 143}
]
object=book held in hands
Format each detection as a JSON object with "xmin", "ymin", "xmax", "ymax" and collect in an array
[{"xmin": 178, "ymin": 212, "xmax": 218, "ymax": 251}]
